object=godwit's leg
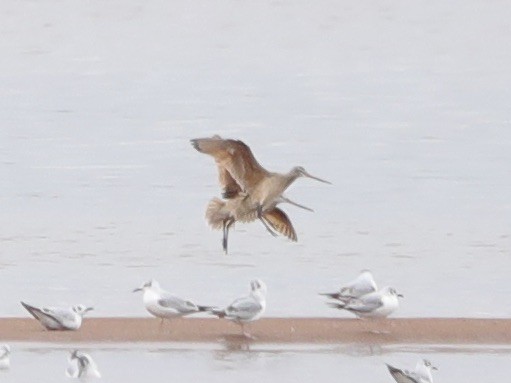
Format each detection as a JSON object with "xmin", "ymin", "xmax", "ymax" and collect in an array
[
  {"xmin": 256, "ymin": 204, "xmax": 278, "ymax": 237},
  {"xmin": 280, "ymin": 196, "xmax": 314, "ymax": 212},
  {"xmin": 222, "ymin": 220, "xmax": 229, "ymax": 254},
  {"xmin": 222, "ymin": 218, "xmax": 235, "ymax": 254}
]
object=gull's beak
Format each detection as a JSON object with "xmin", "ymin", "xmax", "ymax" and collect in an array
[
  {"xmin": 397, "ymin": 294, "xmax": 404, "ymax": 298},
  {"xmin": 85, "ymin": 307, "xmax": 94, "ymax": 312},
  {"xmin": 432, "ymin": 366, "xmax": 438, "ymax": 370},
  {"xmin": 133, "ymin": 287, "xmax": 142, "ymax": 293},
  {"xmin": 303, "ymin": 171, "xmax": 332, "ymax": 185}
]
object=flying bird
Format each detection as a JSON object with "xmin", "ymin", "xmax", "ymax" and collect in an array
[
  {"xmin": 386, "ymin": 359, "xmax": 437, "ymax": 383},
  {"xmin": 191, "ymin": 136, "xmax": 330, "ymax": 251},
  {"xmin": 326, "ymin": 286, "xmax": 403, "ymax": 318},
  {"xmin": 133, "ymin": 280, "xmax": 211, "ymax": 325},
  {"xmin": 209, "ymin": 279, "xmax": 266, "ymax": 338},
  {"xmin": 205, "ymin": 196, "xmax": 297, "ymax": 254},
  {"xmin": 20, "ymin": 301, "xmax": 93, "ymax": 331},
  {"xmin": 66, "ymin": 350, "xmax": 101, "ymax": 379},
  {"xmin": 320, "ymin": 270, "xmax": 377, "ymax": 302}
]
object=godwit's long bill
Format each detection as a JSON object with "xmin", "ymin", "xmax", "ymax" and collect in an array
[{"xmin": 191, "ymin": 135, "xmax": 331, "ymax": 233}]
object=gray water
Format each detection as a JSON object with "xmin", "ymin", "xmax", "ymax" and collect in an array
[
  {"xmin": 1, "ymin": 0, "xmax": 510, "ymax": 319},
  {"xmin": 3, "ymin": 343, "xmax": 511, "ymax": 382}
]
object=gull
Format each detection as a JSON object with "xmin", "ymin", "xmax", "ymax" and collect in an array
[
  {"xmin": 320, "ymin": 270, "xmax": 377, "ymax": 301},
  {"xmin": 209, "ymin": 279, "xmax": 266, "ymax": 338},
  {"xmin": 133, "ymin": 280, "xmax": 211, "ymax": 324},
  {"xmin": 20, "ymin": 301, "xmax": 93, "ymax": 330},
  {"xmin": 326, "ymin": 286, "xmax": 403, "ymax": 318},
  {"xmin": 0, "ymin": 345, "xmax": 10, "ymax": 370},
  {"xmin": 386, "ymin": 359, "xmax": 438, "ymax": 383},
  {"xmin": 66, "ymin": 350, "xmax": 101, "ymax": 378}
]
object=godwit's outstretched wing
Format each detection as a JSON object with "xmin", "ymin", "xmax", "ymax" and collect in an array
[
  {"xmin": 217, "ymin": 165, "xmax": 242, "ymax": 199},
  {"xmin": 191, "ymin": 136, "xmax": 270, "ymax": 193},
  {"xmin": 263, "ymin": 207, "xmax": 298, "ymax": 242}
]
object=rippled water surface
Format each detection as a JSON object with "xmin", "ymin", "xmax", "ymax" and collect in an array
[
  {"xmin": 1, "ymin": 0, "xmax": 510, "ymax": 323},
  {"xmin": 4, "ymin": 343, "xmax": 511, "ymax": 382}
]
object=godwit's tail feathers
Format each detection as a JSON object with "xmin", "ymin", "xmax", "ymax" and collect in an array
[{"xmin": 205, "ymin": 198, "xmax": 227, "ymax": 230}]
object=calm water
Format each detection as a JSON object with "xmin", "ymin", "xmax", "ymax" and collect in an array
[
  {"xmin": 3, "ymin": 342, "xmax": 511, "ymax": 382},
  {"xmin": 0, "ymin": 0, "xmax": 510, "ymax": 323}
]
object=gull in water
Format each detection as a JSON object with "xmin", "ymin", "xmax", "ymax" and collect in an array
[
  {"xmin": 66, "ymin": 350, "xmax": 101, "ymax": 379},
  {"xmin": 133, "ymin": 280, "xmax": 211, "ymax": 325},
  {"xmin": 320, "ymin": 270, "xmax": 377, "ymax": 301},
  {"xmin": 386, "ymin": 359, "xmax": 437, "ymax": 383},
  {"xmin": 20, "ymin": 301, "xmax": 93, "ymax": 330},
  {"xmin": 326, "ymin": 286, "xmax": 403, "ymax": 318},
  {"xmin": 0, "ymin": 345, "xmax": 10, "ymax": 370},
  {"xmin": 209, "ymin": 279, "xmax": 266, "ymax": 338}
]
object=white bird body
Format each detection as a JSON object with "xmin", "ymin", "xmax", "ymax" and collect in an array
[
  {"xmin": 66, "ymin": 350, "xmax": 101, "ymax": 379},
  {"xmin": 328, "ymin": 286, "xmax": 402, "ymax": 318},
  {"xmin": 210, "ymin": 280, "xmax": 267, "ymax": 337},
  {"xmin": 21, "ymin": 302, "xmax": 92, "ymax": 331},
  {"xmin": 0, "ymin": 345, "xmax": 10, "ymax": 370},
  {"xmin": 387, "ymin": 359, "xmax": 437, "ymax": 383},
  {"xmin": 134, "ymin": 280, "xmax": 209, "ymax": 320},
  {"xmin": 321, "ymin": 270, "xmax": 377, "ymax": 301}
]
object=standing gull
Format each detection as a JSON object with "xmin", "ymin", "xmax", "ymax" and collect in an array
[
  {"xmin": 386, "ymin": 359, "xmax": 437, "ymax": 383},
  {"xmin": 133, "ymin": 280, "xmax": 211, "ymax": 325},
  {"xmin": 0, "ymin": 345, "xmax": 10, "ymax": 370},
  {"xmin": 209, "ymin": 279, "xmax": 267, "ymax": 338},
  {"xmin": 320, "ymin": 270, "xmax": 377, "ymax": 301},
  {"xmin": 326, "ymin": 286, "xmax": 403, "ymax": 318},
  {"xmin": 20, "ymin": 301, "xmax": 93, "ymax": 330},
  {"xmin": 66, "ymin": 350, "xmax": 101, "ymax": 379}
]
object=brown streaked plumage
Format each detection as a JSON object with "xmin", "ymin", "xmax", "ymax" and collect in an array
[
  {"xmin": 205, "ymin": 195, "xmax": 297, "ymax": 254},
  {"xmin": 191, "ymin": 135, "xmax": 330, "ymax": 218}
]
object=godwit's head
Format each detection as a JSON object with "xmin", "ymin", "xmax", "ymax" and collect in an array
[{"xmin": 290, "ymin": 166, "xmax": 331, "ymax": 184}]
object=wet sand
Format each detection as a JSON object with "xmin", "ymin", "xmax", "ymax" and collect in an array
[{"xmin": 1, "ymin": 317, "xmax": 510, "ymax": 344}]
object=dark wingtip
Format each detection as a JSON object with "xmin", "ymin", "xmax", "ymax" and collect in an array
[
  {"xmin": 197, "ymin": 305, "xmax": 214, "ymax": 312},
  {"xmin": 190, "ymin": 139, "xmax": 201, "ymax": 152}
]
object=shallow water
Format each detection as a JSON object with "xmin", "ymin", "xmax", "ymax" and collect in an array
[
  {"xmin": 1, "ymin": 0, "xmax": 510, "ymax": 323},
  {"xmin": 3, "ymin": 342, "xmax": 511, "ymax": 382}
]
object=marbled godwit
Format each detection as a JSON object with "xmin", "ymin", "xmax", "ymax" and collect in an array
[
  {"xmin": 206, "ymin": 195, "xmax": 297, "ymax": 254},
  {"xmin": 191, "ymin": 135, "xmax": 330, "ymax": 221},
  {"xmin": 20, "ymin": 301, "xmax": 93, "ymax": 331},
  {"xmin": 386, "ymin": 359, "xmax": 437, "ymax": 383},
  {"xmin": 209, "ymin": 279, "xmax": 266, "ymax": 339},
  {"xmin": 326, "ymin": 286, "xmax": 403, "ymax": 318}
]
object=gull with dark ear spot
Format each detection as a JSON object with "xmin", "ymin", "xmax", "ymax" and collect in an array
[
  {"xmin": 66, "ymin": 350, "xmax": 101, "ymax": 378},
  {"xmin": 326, "ymin": 286, "xmax": 403, "ymax": 318},
  {"xmin": 0, "ymin": 345, "xmax": 10, "ymax": 370},
  {"xmin": 209, "ymin": 279, "xmax": 267, "ymax": 339},
  {"xmin": 133, "ymin": 280, "xmax": 212, "ymax": 327},
  {"xmin": 386, "ymin": 359, "xmax": 437, "ymax": 383},
  {"xmin": 20, "ymin": 302, "xmax": 93, "ymax": 330}
]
